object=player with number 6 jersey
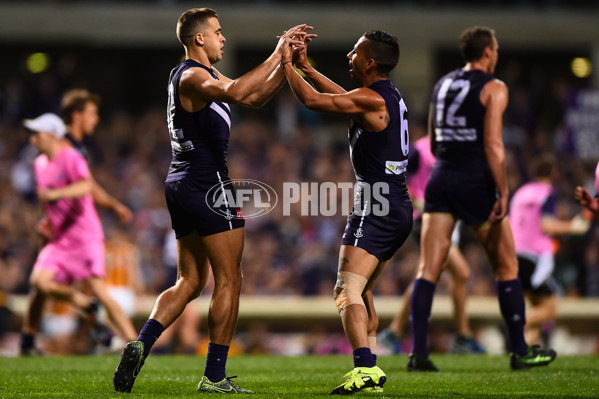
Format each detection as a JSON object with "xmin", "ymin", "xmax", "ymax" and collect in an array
[
  {"xmin": 345, "ymin": 79, "xmax": 412, "ymax": 260},
  {"xmin": 282, "ymin": 30, "xmax": 412, "ymax": 394}
]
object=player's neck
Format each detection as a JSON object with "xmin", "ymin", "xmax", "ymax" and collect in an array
[
  {"xmin": 187, "ymin": 49, "xmax": 212, "ymax": 69},
  {"xmin": 463, "ymin": 61, "xmax": 490, "ymax": 74},
  {"xmin": 362, "ymin": 74, "xmax": 387, "ymax": 88},
  {"xmin": 67, "ymin": 125, "xmax": 84, "ymax": 142}
]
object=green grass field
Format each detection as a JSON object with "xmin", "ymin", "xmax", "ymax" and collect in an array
[{"xmin": 1, "ymin": 354, "xmax": 598, "ymax": 398}]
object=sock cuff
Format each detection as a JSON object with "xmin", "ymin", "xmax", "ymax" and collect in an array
[
  {"xmin": 496, "ymin": 278, "xmax": 522, "ymax": 289},
  {"xmin": 147, "ymin": 318, "xmax": 165, "ymax": 330},
  {"xmin": 207, "ymin": 342, "xmax": 230, "ymax": 353},
  {"xmin": 415, "ymin": 278, "xmax": 436, "ymax": 290}
]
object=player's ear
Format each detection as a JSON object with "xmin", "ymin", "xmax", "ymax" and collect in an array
[
  {"xmin": 195, "ymin": 33, "xmax": 203, "ymax": 46},
  {"xmin": 366, "ymin": 58, "xmax": 376, "ymax": 72},
  {"xmin": 483, "ymin": 45, "xmax": 492, "ymax": 59}
]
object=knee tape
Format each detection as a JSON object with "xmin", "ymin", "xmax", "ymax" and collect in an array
[{"xmin": 334, "ymin": 271, "xmax": 367, "ymax": 312}]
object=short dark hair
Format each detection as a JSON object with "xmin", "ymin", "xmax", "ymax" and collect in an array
[
  {"xmin": 459, "ymin": 26, "xmax": 495, "ymax": 63},
  {"xmin": 533, "ymin": 153, "xmax": 556, "ymax": 179},
  {"xmin": 363, "ymin": 30, "xmax": 400, "ymax": 76},
  {"xmin": 60, "ymin": 89, "xmax": 100, "ymax": 125},
  {"xmin": 177, "ymin": 8, "xmax": 219, "ymax": 48}
]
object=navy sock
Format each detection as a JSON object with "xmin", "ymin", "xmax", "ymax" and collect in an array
[
  {"xmin": 353, "ymin": 347, "xmax": 375, "ymax": 368},
  {"xmin": 410, "ymin": 278, "xmax": 436, "ymax": 358},
  {"xmin": 204, "ymin": 343, "xmax": 230, "ymax": 382},
  {"xmin": 372, "ymin": 354, "xmax": 377, "ymax": 364},
  {"xmin": 21, "ymin": 333, "xmax": 34, "ymax": 351},
  {"xmin": 497, "ymin": 279, "xmax": 528, "ymax": 356},
  {"xmin": 137, "ymin": 318, "xmax": 165, "ymax": 358}
]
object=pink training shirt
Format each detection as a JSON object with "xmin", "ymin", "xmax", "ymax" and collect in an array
[
  {"xmin": 509, "ymin": 181, "xmax": 555, "ymax": 255},
  {"xmin": 408, "ymin": 136, "xmax": 436, "ymax": 218},
  {"xmin": 34, "ymin": 146, "xmax": 104, "ymax": 247}
]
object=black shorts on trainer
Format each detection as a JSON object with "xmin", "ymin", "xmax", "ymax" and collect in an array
[
  {"xmin": 517, "ymin": 255, "xmax": 559, "ymax": 297},
  {"xmin": 165, "ymin": 176, "xmax": 245, "ymax": 239}
]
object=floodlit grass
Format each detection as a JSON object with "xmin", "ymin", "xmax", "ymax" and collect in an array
[{"xmin": 1, "ymin": 354, "xmax": 598, "ymax": 398}]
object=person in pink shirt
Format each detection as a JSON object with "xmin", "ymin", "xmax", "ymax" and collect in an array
[
  {"xmin": 378, "ymin": 135, "xmax": 486, "ymax": 354},
  {"xmin": 20, "ymin": 113, "xmax": 136, "ymax": 355},
  {"xmin": 510, "ymin": 154, "xmax": 589, "ymax": 345}
]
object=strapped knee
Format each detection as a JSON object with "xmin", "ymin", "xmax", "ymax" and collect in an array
[{"xmin": 333, "ymin": 271, "xmax": 367, "ymax": 313}]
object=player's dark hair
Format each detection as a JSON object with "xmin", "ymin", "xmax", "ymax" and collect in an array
[
  {"xmin": 459, "ymin": 26, "xmax": 495, "ymax": 63},
  {"xmin": 177, "ymin": 8, "xmax": 219, "ymax": 48},
  {"xmin": 363, "ymin": 30, "xmax": 400, "ymax": 76},
  {"xmin": 60, "ymin": 89, "xmax": 100, "ymax": 125},
  {"xmin": 533, "ymin": 153, "xmax": 556, "ymax": 179}
]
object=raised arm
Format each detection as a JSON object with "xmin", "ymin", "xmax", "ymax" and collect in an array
[
  {"xmin": 224, "ymin": 66, "xmax": 286, "ymax": 109},
  {"xmin": 481, "ymin": 79, "xmax": 509, "ymax": 223},
  {"xmin": 281, "ymin": 51, "xmax": 386, "ymax": 130},
  {"xmin": 283, "ymin": 67, "xmax": 378, "ymax": 115},
  {"xmin": 228, "ymin": 27, "xmax": 317, "ymax": 108},
  {"xmin": 181, "ymin": 25, "xmax": 310, "ymax": 110},
  {"xmin": 293, "ymin": 41, "xmax": 346, "ymax": 95}
]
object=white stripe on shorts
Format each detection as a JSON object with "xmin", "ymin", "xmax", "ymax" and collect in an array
[
  {"xmin": 353, "ymin": 200, "xmax": 368, "ymax": 247},
  {"xmin": 216, "ymin": 171, "xmax": 233, "ymax": 230}
]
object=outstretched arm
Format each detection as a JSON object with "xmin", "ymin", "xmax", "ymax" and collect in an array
[
  {"xmin": 282, "ymin": 62, "xmax": 386, "ymax": 133},
  {"xmin": 230, "ymin": 66, "xmax": 286, "ymax": 109},
  {"xmin": 229, "ymin": 27, "xmax": 317, "ymax": 108},
  {"xmin": 293, "ymin": 42, "xmax": 345, "ymax": 95},
  {"xmin": 37, "ymin": 178, "xmax": 92, "ymax": 202},
  {"xmin": 541, "ymin": 214, "xmax": 590, "ymax": 236},
  {"xmin": 283, "ymin": 65, "xmax": 375, "ymax": 114},
  {"xmin": 481, "ymin": 79, "xmax": 509, "ymax": 223},
  {"xmin": 90, "ymin": 178, "xmax": 133, "ymax": 224},
  {"xmin": 182, "ymin": 25, "xmax": 310, "ymax": 110}
]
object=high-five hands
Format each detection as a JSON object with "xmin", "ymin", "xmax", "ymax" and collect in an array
[{"xmin": 277, "ymin": 25, "xmax": 317, "ymax": 65}]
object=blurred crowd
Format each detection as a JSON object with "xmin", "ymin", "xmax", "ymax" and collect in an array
[{"xmin": 1, "ymin": 46, "xmax": 599, "ymax": 355}]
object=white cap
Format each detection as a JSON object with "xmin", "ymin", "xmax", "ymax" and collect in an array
[{"xmin": 23, "ymin": 113, "xmax": 66, "ymax": 138}]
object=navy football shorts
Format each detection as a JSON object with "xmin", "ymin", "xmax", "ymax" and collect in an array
[
  {"xmin": 165, "ymin": 176, "xmax": 245, "ymax": 239},
  {"xmin": 341, "ymin": 202, "xmax": 413, "ymax": 261},
  {"xmin": 424, "ymin": 166, "xmax": 497, "ymax": 226}
]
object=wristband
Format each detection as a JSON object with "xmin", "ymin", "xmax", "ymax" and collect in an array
[{"xmin": 280, "ymin": 60, "xmax": 292, "ymax": 69}]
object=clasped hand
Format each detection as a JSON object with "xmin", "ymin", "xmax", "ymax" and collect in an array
[{"xmin": 276, "ymin": 24, "xmax": 317, "ymax": 67}]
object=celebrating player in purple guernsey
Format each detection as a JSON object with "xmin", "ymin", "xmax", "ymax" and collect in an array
[
  {"xmin": 282, "ymin": 30, "xmax": 412, "ymax": 394},
  {"xmin": 113, "ymin": 7, "xmax": 313, "ymax": 394}
]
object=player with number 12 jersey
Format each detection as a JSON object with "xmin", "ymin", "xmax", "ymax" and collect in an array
[{"xmin": 424, "ymin": 68, "xmax": 496, "ymax": 224}]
